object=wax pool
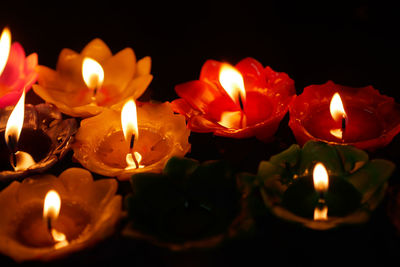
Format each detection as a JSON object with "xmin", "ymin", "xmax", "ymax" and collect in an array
[
  {"xmin": 96, "ymin": 128, "xmax": 171, "ymax": 169},
  {"xmin": 282, "ymin": 175, "xmax": 362, "ymax": 218},
  {"xmin": 303, "ymin": 105, "xmax": 384, "ymax": 143},
  {"xmin": 15, "ymin": 201, "xmax": 91, "ymax": 247}
]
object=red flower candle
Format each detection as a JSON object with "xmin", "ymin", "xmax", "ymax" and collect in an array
[
  {"xmin": 0, "ymin": 28, "xmax": 38, "ymax": 108},
  {"xmin": 289, "ymin": 80, "xmax": 400, "ymax": 150},
  {"xmin": 171, "ymin": 57, "xmax": 295, "ymax": 141}
]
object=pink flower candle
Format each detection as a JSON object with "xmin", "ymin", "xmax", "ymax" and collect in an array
[{"xmin": 0, "ymin": 27, "xmax": 38, "ymax": 108}]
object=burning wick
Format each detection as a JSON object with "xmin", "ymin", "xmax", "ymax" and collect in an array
[
  {"xmin": 122, "ymin": 99, "xmax": 142, "ymax": 169},
  {"xmin": 330, "ymin": 92, "xmax": 347, "ymax": 141},
  {"xmin": 219, "ymin": 63, "xmax": 247, "ymax": 128},
  {"xmin": 5, "ymin": 90, "xmax": 25, "ymax": 168},
  {"xmin": 313, "ymin": 162, "xmax": 329, "ymax": 221},
  {"xmin": 129, "ymin": 134, "xmax": 139, "ymax": 169},
  {"xmin": 82, "ymin": 57, "xmax": 104, "ymax": 100}
]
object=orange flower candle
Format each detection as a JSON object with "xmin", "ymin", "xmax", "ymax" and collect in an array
[{"xmin": 33, "ymin": 38, "xmax": 152, "ymax": 117}]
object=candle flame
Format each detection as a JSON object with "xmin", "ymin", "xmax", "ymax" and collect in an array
[
  {"xmin": 121, "ymin": 99, "xmax": 138, "ymax": 141},
  {"xmin": 219, "ymin": 63, "xmax": 246, "ymax": 106},
  {"xmin": 330, "ymin": 93, "xmax": 346, "ymax": 122},
  {"xmin": 5, "ymin": 90, "xmax": 25, "ymax": 146},
  {"xmin": 313, "ymin": 205, "xmax": 328, "ymax": 221},
  {"xmin": 0, "ymin": 27, "xmax": 11, "ymax": 76},
  {"xmin": 125, "ymin": 152, "xmax": 144, "ymax": 169},
  {"xmin": 313, "ymin": 162, "xmax": 329, "ymax": 194},
  {"xmin": 12, "ymin": 151, "xmax": 36, "ymax": 171},
  {"xmin": 82, "ymin": 57, "xmax": 104, "ymax": 91},
  {"xmin": 43, "ymin": 190, "xmax": 61, "ymax": 221}
]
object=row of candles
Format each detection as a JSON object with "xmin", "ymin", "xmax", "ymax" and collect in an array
[{"xmin": 0, "ymin": 26, "xmax": 399, "ymax": 261}]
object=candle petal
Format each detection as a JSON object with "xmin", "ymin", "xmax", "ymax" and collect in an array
[
  {"xmin": 102, "ymin": 48, "xmax": 136, "ymax": 91},
  {"xmin": 81, "ymin": 38, "xmax": 112, "ymax": 62}
]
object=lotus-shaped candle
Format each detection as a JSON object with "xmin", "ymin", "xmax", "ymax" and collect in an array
[
  {"xmin": 123, "ymin": 157, "xmax": 251, "ymax": 250},
  {"xmin": 0, "ymin": 27, "xmax": 38, "ymax": 108},
  {"xmin": 0, "ymin": 168, "xmax": 122, "ymax": 262},
  {"xmin": 33, "ymin": 38, "xmax": 152, "ymax": 117},
  {"xmin": 171, "ymin": 57, "xmax": 295, "ymax": 141},
  {"xmin": 289, "ymin": 81, "xmax": 400, "ymax": 150},
  {"xmin": 246, "ymin": 140, "xmax": 394, "ymax": 230},
  {"xmin": 0, "ymin": 102, "xmax": 77, "ymax": 182},
  {"xmin": 73, "ymin": 101, "xmax": 191, "ymax": 180}
]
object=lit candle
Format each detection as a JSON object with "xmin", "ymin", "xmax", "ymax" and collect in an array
[
  {"xmin": 4, "ymin": 90, "xmax": 36, "ymax": 170},
  {"xmin": 0, "ymin": 168, "xmax": 122, "ymax": 262},
  {"xmin": 0, "ymin": 27, "xmax": 38, "ymax": 108},
  {"xmin": 313, "ymin": 163, "xmax": 328, "ymax": 221},
  {"xmin": 289, "ymin": 81, "xmax": 400, "ymax": 150},
  {"xmin": 171, "ymin": 57, "xmax": 295, "ymax": 140},
  {"xmin": 33, "ymin": 38, "xmax": 152, "ymax": 118},
  {"xmin": 73, "ymin": 101, "xmax": 190, "ymax": 180},
  {"xmin": 43, "ymin": 190, "xmax": 68, "ymax": 249}
]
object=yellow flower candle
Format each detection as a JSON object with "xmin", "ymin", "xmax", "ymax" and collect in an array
[{"xmin": 33, "ymin": 38, "xmax": 152, "ymax": 117}]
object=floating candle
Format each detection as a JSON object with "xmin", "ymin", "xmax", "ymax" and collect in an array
[
  {"xmin": 33, "ymin": 38, "xmax": 152, "ymax": 117},
  {"xmin": 171, "ymin": 57, "xmax": 295, "ymax": 141},
  {"xmin": 0, "ymin": 168, "xmax": 121, "ymax": 262},
  {"xmin": 0, "ymin": 102, "xmax": 77, "ymax": 182},
  {"xmin": 289, "ymin": 81, "xmax": 400, "ymax": 150},
  {"xmin": 248, "ymin": 140, "xmax": 394, "ymax": 230},
  {"xmin": 0, "ymin": 27, "xmax": 38, "ymax": 108},
  {"xmin": 73, "ymin": 101, "xmax": 191, "ymax": 180}
]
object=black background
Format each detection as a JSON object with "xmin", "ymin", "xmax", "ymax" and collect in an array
[{"xmin": 1, "ymin": 1, "xmax": 400, "ymax": 266}]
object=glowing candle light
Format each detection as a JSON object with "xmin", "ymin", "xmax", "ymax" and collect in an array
[
  {"xmin": 43, "ymin": 190, "xmax": 68, "ymax": 249},
  {"xmin": 329, "ymin": 92, "xmax": 347, "ymax": 140},
  {"xmin": 313, "ymin": 163, "xmax": 329, "ymax": 221},
  {"xmin": 0, "ymin": 27, "xmax": 11, "ymax": 76},
  {"xmin": 82, "ymin": 57, "xmax": 104, "ymax": 98}
]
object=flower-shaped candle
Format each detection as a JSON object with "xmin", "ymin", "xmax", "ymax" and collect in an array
[
  {"xmin": 0, "ymin": 92, "xmax": 77, "ymax": 181},
  {"xmin": 289, "ymin": 81, "xmax": 400, "ymax": 150},
  {"xmin": 73, "ymin": 101, "xmax": 191, "ymax": 180},
  {"xmin": 171, "ymin": 57, "xmax": 295, "ymax": 141},
  {"xmin": 0, "ymin": 168, "xmax": 122, "ymax": 262},
  {"xmin": 246, "ymin": 140, "xmax": 394, "ymax": 230},
  {"xmin": 33, "ymin": 38, "xmax": 152, "ymax": 117},
  {"xmin": 123, "ymin": 157, "xmax": 250, "ymax": 250},
  {"xmin": 0, "ymin": 27, "xmax": 38, "ymax": 108}
]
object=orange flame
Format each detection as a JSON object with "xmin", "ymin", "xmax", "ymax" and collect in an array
[
  {"xmin": 218, "ymin": 63, "xmax": 246, "ymax": 106},
  {"xmin": 313, "ymin": 162, "xmax": 329, "ymax": 194},
  {"xmin": 82, "ymin": 57, "xmax": 104, "ymax": 91},
  {"xmin": 330, "ymin": 93, "xmax": 346, "ymax": 122},
  {"xmin": 43, "ymin": 190, "xmax": 61, "ymax": 221},
  {"xmin": 5, "ymin": 90, "xmax": 25, "ymax": 146},
  {"xmin": 0, "ymin": 27, "xmax": 11, "ymax": 76},
  {"xmin": 121, "ymin": 99, "xmax": 142, "ymax": 169}
]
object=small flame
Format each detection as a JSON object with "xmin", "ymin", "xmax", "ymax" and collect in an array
[
  {"xmin": 0, "ymin": 27, "xmax": 11, "ymax": 76},
  {"xmin": 51, "ymin": 229, "xmax": 69, "ymax": 249},
  {"xmin": 219, "ymin": 63, "xmax": 246, "ymax": 106},
  {"xmin": 5, "ymin": 90, "xmax": 25, "ymax": 146},
  {"xmin": 121, "ymin": 99, "xmax": 138, "ymax": 141},
  {"xmin": 330, "ymin": 93, "xmax": 346, "ymax": 122},
  {"xmin": 313, "ymin": 162, "xmax": 329, "ymax": 194},
  {"xmin": 313, "ymin": 205, "xmax": 328, "ymax": 221},
  {"xmin": 82, "ymin": 57, "xmax": 104, "ymax": 91},
  {"xmin": 43, "ymin": 190, "xmax": 61, "ymax": 221},
  {"xmin": 125, "ymin": 152, "xmax": 144, "ymax": 170},
  {"xmin": 12, "ymin": 151, "xmax": 36, "ymax": 171}
]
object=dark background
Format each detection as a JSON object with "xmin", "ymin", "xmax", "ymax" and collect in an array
[{"xmin": 1, "ymin": 1, "xmax": 400, "ymax": 266}]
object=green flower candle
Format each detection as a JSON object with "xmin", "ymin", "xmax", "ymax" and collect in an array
[
  {"xmin": 123, "ymin": 157, "xmax": 251, "ymax": 250},
  {"xmin": 247, "ymin": 140, "xmax": 394, "ymax": 230}
]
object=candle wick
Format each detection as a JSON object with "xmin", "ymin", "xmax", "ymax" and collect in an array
[
  {"xmin": 341, "ymin": 116, "xmax": 346, "ymax": 142},
  {"xmin": 129, "ymin": 134, "xmax": 139, "ymax": 169},
  {"xmin": 47, "ymin": 217, "xmax": 52, "ymax": 233},
  {"xmin": 238, "ymin": 94, "xmax": 244, "ymax": 111},
  {"xmin": 7, "ymin": 135, "xmax": 18, "ymax": 168}
]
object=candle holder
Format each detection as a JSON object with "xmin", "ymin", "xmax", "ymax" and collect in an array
[
  {"xmin": 122, "ymin": 157, "xmax": 252, "ymax": 251},
  {"xmin": 0, "ymin": 168, "xmax": 122, "ymax": 262},
  {"xmin": 171, "ymin": 57, "xmax": 295, "ymax": 141},
  {"xmin": 72, "ymin": 101, "xmax": 191, "ymax": 180},
  {"xmin": 0, "ymin": 28, "xmax": 38, "ymax": 108},
  {"xmin": 32, "ymin": 38, "xmax": 152, "ymax": 118},
  {"xmin": 244, "ymin": 140, "xmax": 394, "ymax": 230},
  {"xmin": 289, "ymin": 81, "xmax": 400, "ymax": 150},
  {"xmin": 0, "ymin": 103, "xmax": 77, "ymax": 182}
]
